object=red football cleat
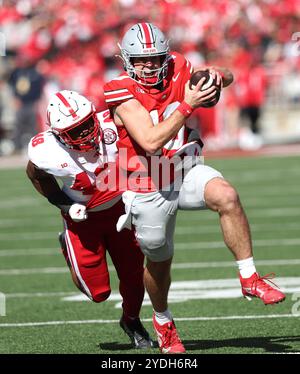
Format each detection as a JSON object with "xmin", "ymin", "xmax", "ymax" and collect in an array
[
  {"xmin": 152, "ymin": 314, "xmax": 186, "ymax": 354},
  {"xmin": 240, "ymin": 272, "xmax": 286, "ymax": 305}
]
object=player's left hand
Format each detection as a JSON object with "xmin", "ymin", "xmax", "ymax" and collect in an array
[
  {"xmin": 69, "ymin": 203, "xmax": 88, "ymax": 222},
  {"xmin": 206, "ymin": 67, "xmax": 223, "ymax": 89}
]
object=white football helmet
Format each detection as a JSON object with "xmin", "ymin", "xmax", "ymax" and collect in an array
[
  {"xmin": 46, "ymin": 90, "xmax": 101, "ymax": 152},
  {"xmin": 118, "ymin": 22, "xmax": 170, "ymax": 86}
]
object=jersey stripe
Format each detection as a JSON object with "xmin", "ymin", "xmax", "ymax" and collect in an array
[
  {"xmin": 104, "ymin": 89, "xmax": 130, "ymax": 95},
  {"xmin": 105, "ymin": 94, "xmax": 134, "ymax": 103},
  {"xmin": 56, "ymin": 92, "xmax": 78, "ymax": 119},
  {"xmin": 64, "ymin": 226, "xmax": 93, "ymax": 300},
  {"xmin": 111, "ymin": 75, "xmax": 131, "ymax": 81}
]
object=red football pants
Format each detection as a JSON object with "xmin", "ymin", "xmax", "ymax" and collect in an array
[{"xmin": 62, "ymin": 200, "xmax": 145, "ymax": 318}]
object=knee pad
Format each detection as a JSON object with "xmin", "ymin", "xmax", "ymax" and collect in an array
[
  {"xmin": 135, "ymin": 225, "xmax": 173, "ymax": 262},
  {"xmin": 135, "ymin": 224, "xmax": 166, "ymax": 250}
]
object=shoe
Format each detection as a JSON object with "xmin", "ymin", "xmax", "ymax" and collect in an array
[
  {"xmin": 120, "ymin": 315, "xmax": 154, "ymax": 349},
  {"xmin": 240, "ymin": 272, "xmax": 286, "ymax": 305},
  {"xmin": 152, "ymin": 314, "xmax": 186, "ymax": 354}
]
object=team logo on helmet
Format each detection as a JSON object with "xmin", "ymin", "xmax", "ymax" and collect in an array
[{"xmin": 103, "ymin": 128, "xmax": 117, "ymax": 145}]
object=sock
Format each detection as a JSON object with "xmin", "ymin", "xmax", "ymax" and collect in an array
[
  {"xmin": 154, "ymin": 310, "xmax": 173, "ymax": 325},
  {"xmin": 122, "ymin": 313, "xmax": 138, "ymax": 323},
  {"xmin": 236, "ymin": 257, "xmax": 256, "ymax": 278}
]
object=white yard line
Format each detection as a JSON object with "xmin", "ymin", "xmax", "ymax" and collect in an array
[
  {"xmin": 0, "ymin": 249, "xmax": 59, "ymax": 257},
  {"xmin": 171, "ymin": 259, "xmax": 300, "ymax": 269},
  {"xmin": 178, "ymin": 208, "xmax": 300, "ymax": 222},
  {"xmin": 0, "ymin": 222, "xmax": 299, "ymax": 242},
  {"xmin": 2, "ymin": 277, "xmax": 300, "ymax": 311},
  {"xmin": 1, "ymin": 226, "xmax": 300, "ymax": 242},
  {"xmin": 175, "ymin": 238, "xmax": 300, "ymax": 250},
  {"xmin": 62, "ymin": 277, "xmax": 300, "ymax": 306},
  {"xmin": 1, "ymin": 258, "xmax": 300, "ymax": 276},
  {"xmin": 0, "ymin": 267, "xmax": 69, "ymax": 275},
  {"xmin": 0, "ymin": 219, "xmax": 58, "ymax": 228},
  {"xmin": 0, "ymin": 233, "xmax": 57, "ymax": 240},
  {"xmin": 6, "ymin": 292, "xmax": 78, "ymax": 298},
  {"xmin": 0, "ymin": 198, "xmax": 41, "ymax": 209},
  {"xmin": 237, "ymin": 187, "xmax": 300, "ymax": 195},
  {"xmin": 175, "ymin": 222, "xmax": 300, "ymax": 235},
  {"xmin": 0, "ymin": 314, "xmax": 298, "ymax": 328}
]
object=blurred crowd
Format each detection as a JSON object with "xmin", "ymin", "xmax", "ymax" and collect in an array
[{"xmin": 0, "ymin": 0, "xmax": 299, "ymax": 155}]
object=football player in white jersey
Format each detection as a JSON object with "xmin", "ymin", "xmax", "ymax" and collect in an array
[{"xmin": 26, "ymin": 90, "xmax": 153, "ymax": 349}]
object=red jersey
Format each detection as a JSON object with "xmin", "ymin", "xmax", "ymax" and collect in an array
[{"xmin": 104, "ymin": 52, "xmax": 193, "ymax": 191}]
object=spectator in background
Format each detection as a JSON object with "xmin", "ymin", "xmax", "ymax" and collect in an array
[
  {"xmin": 235, "ymin": 54, "xmax": 267, "ymax": 150},
  {"xmin": 0, "ymin": 64, "xmax": 16, "ymax": 156},
  {"xmin": 1, "ymin": 0, "xmax": 300, "ymax": 153},
  {"xmin": 9, "ymin": 56, "xmax": 45, "ymax": 153}
]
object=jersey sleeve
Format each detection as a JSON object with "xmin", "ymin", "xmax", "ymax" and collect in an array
[
  {"xmin": 28, "ymin": 132, "xmax": 49, "ymax": 170},
  {"xmin": 27, "ymin": 131, "xmax": 70, "ymax": 177},
  {"xmin": 103, "ymin": 76, "xmax": 135, "ymax": 109}
]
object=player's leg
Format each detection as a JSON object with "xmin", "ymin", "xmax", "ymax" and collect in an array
[
  {"xmin": 62, "ymin": 214, "xmax": 111, "ymax": 302},
  {"xmin": 59, "ymin": 231, "xmax": 84, "ymax": 293},
  {"xmin": 178, "ymin": 164, "xmax": 285, "ymax": 304},
  {"xmin": 204, "ymin": 176, "xmax": 285, "ymax": 304},
  {"xmin": 104, "ymin": 200, "xmax": 153, "ymax": 348},
  {"xmin": 130, "ymin": 191, "xmax": 185, "ymax": 353},
  {"xmin": 179, "ymin": 164, "xmax": 254, "ymax": 259},
  {"xmin": 130, "ymin": 191, "xmax": 177, "ymax": 310}
]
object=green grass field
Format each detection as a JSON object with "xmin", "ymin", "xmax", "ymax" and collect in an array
[{"xmin": 0, "ymin": 155, "xmax": 300, "ymax": 354}]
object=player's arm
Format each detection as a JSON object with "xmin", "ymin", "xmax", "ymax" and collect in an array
[
  {"xmin": 26, "ymin": 160, "xmax": 73, "ymax": 213},
  {"xmin": 26, "ymin": 160, "xmax": 87, "ymax": 222},
  {"xmin": 114, "ymin": 79, "xmax": 216, "ymax": 154}
]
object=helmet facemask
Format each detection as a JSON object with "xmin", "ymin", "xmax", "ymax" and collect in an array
[
  {"xmin": 52, "ymin": 113, "xmax": 102, "ymax": 152},
  {"xmin": 120, "ymin": 47, "xmax": 170, "ymax": 86}
]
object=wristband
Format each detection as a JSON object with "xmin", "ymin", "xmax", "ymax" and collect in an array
[{"xmin": 177, "ymin": 101, "xmax": 194, "ymax": 118}]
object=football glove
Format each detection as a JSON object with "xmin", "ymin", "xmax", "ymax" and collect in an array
[{"xmin": 68, "ymin": 203, "xmax": 88, "ymax": 222}]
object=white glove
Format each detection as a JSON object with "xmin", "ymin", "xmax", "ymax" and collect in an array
[
  {"xmin": 68, "ymin": 203, "xmax": 88, "ymax": 222},
  {"xmin": 116, "ymin": 191, "xmax": 136, "ymax": 232}
]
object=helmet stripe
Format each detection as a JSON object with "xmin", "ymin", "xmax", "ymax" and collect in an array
[
  {"xmin": 139, "ymin": 23, "xmax": 153, "ymax": 48},
  {"xmin": 56, "ymin": 92, "xmax": 78, "ymax": 119}
]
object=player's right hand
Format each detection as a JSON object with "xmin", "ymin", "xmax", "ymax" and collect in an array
[
  {"xmin": 184, "ymin": 79, "xmax": 217, "ymax": 109},
  {"xmin": 68, "ymin": 203, "xmax": 88, "ymax": 222}
]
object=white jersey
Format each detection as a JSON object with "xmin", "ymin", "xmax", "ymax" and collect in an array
[{"xmin": 28, "ymin": 110, "xmax": 121, "ymax": 206}]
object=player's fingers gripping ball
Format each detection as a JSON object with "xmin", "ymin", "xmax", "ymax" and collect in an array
[
  {"xmin": 190, "ymin": 69, "xmax": 221, "ymax": 108},
  {"xmin": 69, "ymin": 203, "xmax": 88, "ymax": 222}
]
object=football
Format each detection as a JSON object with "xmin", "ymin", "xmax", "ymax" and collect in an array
[{"xmin": 189, "ymin": 69, "xmax": 221, "ymax": 108}]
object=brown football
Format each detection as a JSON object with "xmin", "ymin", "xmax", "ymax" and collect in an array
[{"xmin": 190, "ymin": 69, "xmax": 221, "ymax": 108}]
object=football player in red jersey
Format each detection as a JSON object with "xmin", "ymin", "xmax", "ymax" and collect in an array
[
  {"xmin": 26, "ymin": 90, "xmax": 153, "ymax": 349},
  {"xmin": 103, "ymin": 23, "xmax": 286, "ymax": 354}
]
